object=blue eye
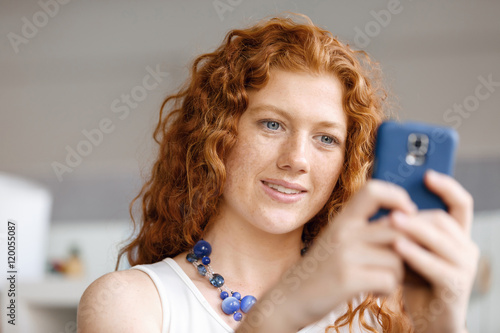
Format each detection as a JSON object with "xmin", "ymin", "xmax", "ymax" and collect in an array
[
  {"xmin": 265, "ymin": 121, "xmax": 280, "ymax": 130},
  {"xmin": 320, "ymin": 135, "xmax": 335, "ymax": 145}
]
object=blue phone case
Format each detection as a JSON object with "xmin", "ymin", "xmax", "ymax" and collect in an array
[{"xmin": 371, "ymin": 121, "xmax": 458, "ymax": 220}]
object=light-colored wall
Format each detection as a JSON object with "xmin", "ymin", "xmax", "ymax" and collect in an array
[
  {"xmin": 468, "ymin": 210, "xmax": 500, "ymax": 333},
  {"xmin": 1, "ymin": 0, "xmax": 499, "ymax": 181}
]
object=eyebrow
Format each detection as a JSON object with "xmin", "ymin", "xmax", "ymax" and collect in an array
[{"xmin": 248, "ymin": 104, "xmax": 347, "ymax": 133}]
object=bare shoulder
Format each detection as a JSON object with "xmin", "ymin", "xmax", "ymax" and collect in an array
[{"xmin": 77, "ymin": 269, "xmax": 162, "ymax": 333}]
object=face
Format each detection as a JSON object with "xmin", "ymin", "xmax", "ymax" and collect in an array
[{"xmin": 219, "ymin": 69, "xmax": 347, "ymax": 235}]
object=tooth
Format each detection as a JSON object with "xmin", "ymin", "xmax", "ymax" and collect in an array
[{"xmin": 267, "ymin": 182, "xmax": 301, "ymax": 194}]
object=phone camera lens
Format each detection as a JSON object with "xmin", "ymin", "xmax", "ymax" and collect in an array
[{"xmin": 408, "ymin": 133, "xmax": 429, "ymax": 161}]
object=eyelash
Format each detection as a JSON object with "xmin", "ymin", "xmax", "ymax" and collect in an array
[{"xmin": 260, "ymin": 120, "xmax": 340, "ymax": 146}]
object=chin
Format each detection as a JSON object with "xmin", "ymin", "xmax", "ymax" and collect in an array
[{"xmin": 253, "ymin": 214, "xmax": 305, "ymax": 235}]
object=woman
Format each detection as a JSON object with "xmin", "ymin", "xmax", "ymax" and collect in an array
[{"xmin": 78, "ymin": 13, "xmax": 479, "ymax": 333}]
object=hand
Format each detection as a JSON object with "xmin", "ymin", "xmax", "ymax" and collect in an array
[
  {"xmin": 275, "ymin": 180, "xmax": 417, "ymax": 328},
  {"xmin": 390, "ymin": 170, "xmax": 480, "ymax": 333}
]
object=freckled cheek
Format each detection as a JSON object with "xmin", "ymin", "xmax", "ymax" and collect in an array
[
  {"xmin": 312, "ymin": 156, "xmax": 344, "ymax": 197},
  {"xmin": 224, "ymin": 142, "xmax": 263, "ymax": 188}
]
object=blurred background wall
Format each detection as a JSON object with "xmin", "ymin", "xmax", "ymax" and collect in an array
[{"xmin": 0, "ymin": 0, "xmax": 499, "ymax": 332}]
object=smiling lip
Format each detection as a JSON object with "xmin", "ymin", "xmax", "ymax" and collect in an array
[{"xmin": 261, "ymin": 179, "xmax": 307, "ymax": 203}]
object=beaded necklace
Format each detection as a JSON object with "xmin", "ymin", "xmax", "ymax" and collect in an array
[{"xmin": 186, "ymin": 239, "xmax": 308, "ymax": 321}]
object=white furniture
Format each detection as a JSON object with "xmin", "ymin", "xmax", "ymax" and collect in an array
[
  {"xmin": 0, "ymin": 173, "xmax": 52, "ymax": 285},
  {"xmin": 0, "ymin": 220, "xmax": 132, "ymax": 333},
  {"xmin": 0, "ymin": 173, "xmax": 52, "ymax": 333}
]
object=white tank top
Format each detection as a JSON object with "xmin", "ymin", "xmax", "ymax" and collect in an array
[{"xmin": 131, "ymin": 258, "xmax": 383, "ymax": 333}]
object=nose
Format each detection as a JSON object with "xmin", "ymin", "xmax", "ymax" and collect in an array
[{"xmin": 276, "ymin": 133, "xmax": 310, "ymax": 174}]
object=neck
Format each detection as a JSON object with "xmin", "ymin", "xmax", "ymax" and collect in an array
[{"xmin": 202, "ymin": 211, "xmax": 304, "ymax": 297}]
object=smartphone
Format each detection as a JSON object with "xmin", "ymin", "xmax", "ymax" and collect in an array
[
  {"xmin": 370, "ymin": 121, "xmax": 459, "ymax": 286},
  {"xmin": 371, "ymin": 120, "xmax": 459, "ymax": 219}
]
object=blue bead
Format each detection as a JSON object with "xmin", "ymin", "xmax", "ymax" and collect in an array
[
  {"xmin": 221, "ymin": 297, "xmax": 240, "ymax": 315},
  {"xmin": 202, "ymin": 256, "xmax": 211, "ymax": 265},
  {"xmin": 220, "ymin": 291, "xmax": 229, "ymax": 300},
  {"xmin": 193, "ymin": 240, "xmax": 212, "ymax": 258},
  {"xmin": 186, "ymin": 253, "xmax": 197, "ymax": 263},
  {"xmin": 197, "ymin": 264, "xmax": 207, "ymax": 276},
  {"xmin": 232, "ymin": 292, "xmax": 241, "ymax": 300},
  {"xmin": 233, "ymin": 312, "xmax": 243, "ymax": 321},
  {"xmin": 240, "ymin": 295, "xmax": 257, "ymax": 313},
  {"xmin": 210, "ymin": 273, "xmax": 224, "ymax": 287}
]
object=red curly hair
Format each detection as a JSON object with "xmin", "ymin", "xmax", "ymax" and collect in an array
[{"xmin": 117, "ymin": 13, "xmax": 413, "ymax": 332}]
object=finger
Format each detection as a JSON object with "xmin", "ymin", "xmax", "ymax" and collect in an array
[
  {"xmin": 354, "ymin": 267, "xmax": 402, "ymax": 297},
  {"xmin": 342, "ymin": 180, "xmax": 417, "ymax": 223},
  {"xmin": 318, "ymin": 219, "xmax": 405, "ymax": 262},
  {"xmin": 424, "ymin": 170, "xmax": 474, "ymax": 233},
  {"xmin": 359, "ymin": 246, "xmax": 405, "ymax": 283},
  {"xmin": 347, "ymin": 243, "xmax": 404, "ymax": 274},
  {"xmin": 413, "ymin": 209, "xmax": 467, "ymax": 245},
  {"xmin": 394, "ymin": 236, "xmax": 454, "ymax": 288},
  {"xmin": 390, "ymin": 211, "xmax": 464, "ymax": 266},
  {"xmin": 358, "ymin": 218, "xmax": 406, "ymax": 245}
]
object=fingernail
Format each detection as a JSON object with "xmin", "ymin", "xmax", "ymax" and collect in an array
[{"xmin": 427, "ymin": 169, "xmax": 439, "ymax": 180}]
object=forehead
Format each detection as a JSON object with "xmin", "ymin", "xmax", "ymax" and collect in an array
[
  {"xmin": 256, "ymin": 69, "xmax": 343, "ymax": 97},
  {"xmin": 245, "ymin": 69, "xmax": 347, "ymax": 132}
]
